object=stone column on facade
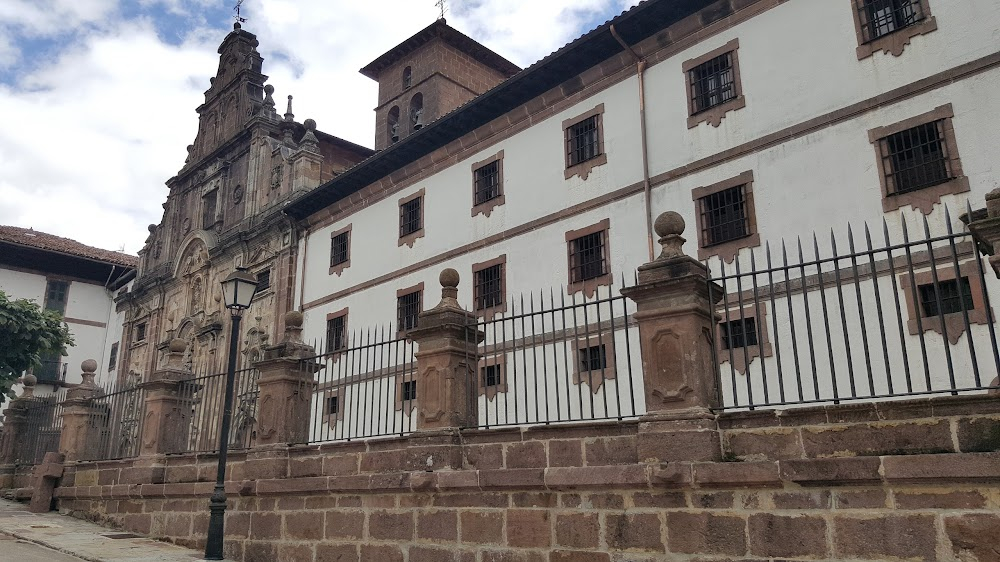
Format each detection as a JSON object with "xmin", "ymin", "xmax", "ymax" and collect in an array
[
  {"xmin": 407, "ymin": 269, "xmax": 484, "ymax": 434},
  {"xmin": 0, "ymin": 375, "xmax": 36, "ymax": 489},
  {"xmin": 58, "ymin": 359, "xmax": 102, "ymax": 462},
  {"xmin": 138, "ymin": 339, "xmax": 196, "ymax": 456},
  {"xmin": 621, "ymin": 212, "xmax": 725, "ymax": 462},
  {"xmin": 964, "ymin": 188, "xmax": 1000, "ymax": 393},
  {"xmin": 253, "ymin": 311, "xmax": 321, "ymax": 447}
]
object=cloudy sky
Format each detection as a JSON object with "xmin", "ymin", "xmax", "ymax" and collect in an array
[{"xmin": 0, "ymin": 0, "xmax": 639, "ymax": 254}]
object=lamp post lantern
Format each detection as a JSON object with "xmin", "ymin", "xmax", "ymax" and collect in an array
[{"xmin": 204, "ymin": 267, "xmax": 258, "ymax": 560}]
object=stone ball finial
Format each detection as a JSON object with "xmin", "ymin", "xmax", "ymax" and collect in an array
[
  {"xmin": 81, "ymin": 359, "xmax": 97, "ymax": 374},
  {"xmin": 654, "ymin": 211, "xmax": 685, "ymax": 238},
  {"xmin": 264, "ymin": 84, "xmax": 274, "ymax": 95},
  {"xmin": 234, "ymin": 21, "xmax": 241, "ymax": 30},
  {"xmin": 285, "ymin": 310, "xmax": 304, "ymax": 328},
  {"xmin": 22, "ymin": 373, "xmax": 36, "ymax": 387},
  {"xmin": 168, "ymin": 338, "xmax": 187, "ymax": 353},
  {"xmin": 148, "ymin": 224, "xmax": 156, "ymax": 233},
  {"xmin": 304, "ymin": 118, "xmax": 316, "ymax": 131},
  {"xmin": 440, "ymin": 268, "xmax": 460, "ymax": 289}
]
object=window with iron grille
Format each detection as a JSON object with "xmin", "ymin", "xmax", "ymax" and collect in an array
[
  {"xmin": 326, "ymin": 315, "xmax": 346, "ymax": 352},
  {"xmin": 578, "ymin": 344, "xmax": 607, "ymax": 373},
  {"xmin": 399, "ymin": 196, "xmax": 422, "ymax": 237},
  {"xmin": 44, "ymin": 280, "xmax": 68, "ymax": 314},
  {"xmin": 919, "ymin": 277, "xmax": 974, "ymax": 318},
  {"xmin": 474, "ymin": 263, "xmax": 503, "ymax": 311},
  {"xmin": 698, "ymin": 185, "xmax": 751, "ymax": 247},
  {"xmin": 330, "ymin": 231, "xmax": 349, "ymax": 266},
  {"xmin": 136, "ymin": 322, "xmax": 147, "ymax": 342},
  {"xmin": 569, "ymin": 231, "xmax": 607, "ymax": 283},
  {"xmin": 256, "ymin": 270, "xmax": 270, "ymax": 292},
  {"xmin": 108, "ymin": 342, "xmax": 119, "ymax": 371},
  {"xmin": 566, "ymin": 115, "xmax": 600, "ymax": 167},
  {"xmin": 397, "ymin": 290, "xmax": 422, "ymax": 331},
  {"xmin": 482, "ymin": 364, "xmax": 502, "ymax": 388},
  {"xmin": 879, "ymin": 120, "xmax": 951, "ymax": 195},
  {"xmin": 474, "ymin": 160, "xmax": 501, "ymax": 206},
  {"xmin": 689, "ymin": 52, "xmax": 736, "ymax": 115},
  {"xmin": 401, "ymin": 380, "xmax": 417, "ymax": 401},
  {"xmin": 721, "ymin": 317, "xmax": 759, "ymax": 350},
  {"xmin": 202, "ymin": 190, "xmax": 218, "ymax": 229},
  {"xmin": 326, "ymin": 395, "xmax": 339, "ymax": 415},
  {"xmin": 857, "ymin": 0, "xmax": 925, "ymax": 42}
]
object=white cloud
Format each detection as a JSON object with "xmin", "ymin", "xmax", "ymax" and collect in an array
[{"xmin": 0, "ymin": 1, "xmax": 632, "ymax": 254}]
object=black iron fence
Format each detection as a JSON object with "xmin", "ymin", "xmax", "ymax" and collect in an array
[
  {"xmin": 707, "ymin": 208, "xmax": 1000, "ymax": 410},
  {"xmin": 304, "ymin": 329, "xmax": 417, "ymax": 443},
  {"xmin": 178, "ymin": 367, "xmax": 260, "ymax": 453},
  {"xmin": 83, "ymin": 374, "xmax": 147, "ymax": 461},
  {"xmin": 468, "ymin": 284, "xmax": 643, "ymax": 428},
  {"xmin": 10, "ymin": 390, "xmax": 66, "ymax": 465}
]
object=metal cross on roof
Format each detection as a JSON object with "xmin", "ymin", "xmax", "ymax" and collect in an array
[
  {"xmin": 435, "ymin": 0, "xmax": 447, "ymax": 20},
  {"xmin": 234, "ymin": 0, "xmax": 247, "ymax": 24}
]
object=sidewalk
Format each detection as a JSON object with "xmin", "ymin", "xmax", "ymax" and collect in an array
[{"xmin": 0, "ymin": 499, "xmax": 230, "ymax": 562}]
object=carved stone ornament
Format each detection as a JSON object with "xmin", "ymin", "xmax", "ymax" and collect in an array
[
  {"xmin": 270, "ymin": 163, "xmax": 283, "ymax": 190},
  {"xmin": 233, "ymin": 184, "xmax": 244, "ymax": 204}
]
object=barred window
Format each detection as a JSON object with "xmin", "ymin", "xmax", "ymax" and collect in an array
[
  {"xmin": 721, "ymin": 317, "xmax": 759, "ymax": 350},
  {"xmin": 857, "ymin": 0, "xmax": 925, "ymax": 43},
  {"xmin": 202, "ymin": 190, "xmax": 217, "ymax": 229},
  {"xmin": 44, "ymin": 280, "xmax": 68, "ymax": 314},
  {"xmin": 482, "ymin": 364, "xmax": 502, "ymax": 388},
  {"xmin": 698, "ymin": 185, "xmax": 750, "ymax": 247},
  {"xmin": 569, "ymin": 231, "xmax": 607, "ymax": 283},
  {"xmin": 919, "ymin": 277, "xmax": 974, "ymax": 318},
  {"xmin": 401, "ymin": 380, "xmax": 417, "ymax": 401},
  {"xmin": 256, "ymin": 270, "xmax": 270, "ymax": 292},
  {"xmin": 326, "ymin": 395, "xmax": 339, "ymax": 415},
  {"xmin": 397, "ymin": 290, "xmax": 422, "ymax": 331},
  {"xmin": 330, "ymin": 231, "xmax": 349, "ymax": 266},
  {"xmin": 689, "ymin": 52, "xmax": 736, "ymax": 115},
  {"xmin": 474, "ymin": 160, "xmax": 501, "ymax": 206},
  {"xmin": 136, "ymin": 322, "xmax": 147, "ymax": 342},
  {"xmin": 579, "ymin": 344, "xmax": 607, "ymax": 373},
  {"xmin": 399, "ymin": 196, "xmax": 422, "ymax": 237},
  {"xmin": 326, "ymin": 315, "xmax": 346, "ymax": 352},
  {"xmin": 566, "ymin": 115, "xmax": 601, "ymax": 167},
  {"xmin": 474, "ymin": 263, "xmax": 503, "ymax": 311},
  {"xmin": 879, "ymin": 120, "xmax": 952, "ymax": 195},
  {"xmin": 108, "ymin": 342, "xmax": 119, "ymax": 371}
]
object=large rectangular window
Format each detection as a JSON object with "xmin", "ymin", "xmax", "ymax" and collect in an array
[
  {"xmin": 857, "ymin": 0, "xmax": 925, "ymax": 42},
  {"xmin": 879, "ymin": 120, "xmax": 951, "ymax": 195},
  {"xmin": 569, "ymin": 231, "xmax": 607, "ymax": 284},
  {"xmin": 698, "ymin": 184, "xmax": 751, "ymax": 247},
  {"xmin": 566, "ymin": 115, "xmax": 600, "ymax": 167},
  {"xmin": 689, "ymin": 52, "xmax": 736, "ymax": 115},
  {"xmin": 399, "ymin": 197, "xmax": 422, "ymax": 237},
  {"xmin": 397, "ymin": 289, "xmax": 422, "ymax": 332},
  {"xmin": 473, "ymin": 259, "xmax": 505, "ymax": 314},
  {"xmin": 474, "ymin": 160, "xmax": 501, "ymax": 206},
  {"xmin": 44, "ymin": 280, "xmax": 68, "ymax": 314},
  {"xmin": 202, "ymin": 190, "xmax": 218, "ymax": 229},
  {"xmin": 326, "ymin": 314, "xmax": 347, "ymax": 352},
  {"xmin": 330, "ymin": 231, "xmax": 349, "ymax": 266}
]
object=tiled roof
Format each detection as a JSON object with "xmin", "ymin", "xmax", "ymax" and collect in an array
[{"xmin": 0, "ymin": 225, "xmax": 138, "ymax": 268}]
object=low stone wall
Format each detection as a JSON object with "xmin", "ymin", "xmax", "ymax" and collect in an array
[{"xmin": 33, "ymin": 395, "xmax": 1000, "ymax": 562}]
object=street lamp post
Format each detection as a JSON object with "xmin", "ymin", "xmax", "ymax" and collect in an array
[{"xmin": 204, "ymin": 267, "xmax": 258, "ymax": 561}]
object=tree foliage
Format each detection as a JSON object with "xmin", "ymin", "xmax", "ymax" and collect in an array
[{"xmin": 0, "ymin": 290, "xmax": 74, "ymax": 404}]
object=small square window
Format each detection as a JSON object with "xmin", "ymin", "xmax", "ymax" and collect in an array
[
  {"xmin": 482, "ymin": 364, "xmax": 503, "ymax": 388},
  {"xmin": 256, "ymin": 270, "xmax": 270, "ymax": 292},
  {"xmin": 689, "ymin": 52, "xmax": 736, "ymax": 115},
  {"xmin": 918, "ymin": 278, "xmax": 974, "ymax": 318},
  {"xmin": 331, "ymin": 232, "xmax": 349, "ymax": 266},
  {"xmin": 401, "ymin": 380, "xmax": 417, "ymax": 401},
  {"xmin": 474, "ymin": 263, "xmax": 504, "ymax": 312},
  {"xmin": 721, "ymin": 317, "xmax": 758, "ymax": 349},
  {"xmin": 326, "ymin": 313, "xmax": 347, "ymax": 353},
  {"xmin": 698, "ymin": 185, "xmax": 751, "ymax": 247},
  {"xmin": 397, "ymin": 289, "xmax": 422, "ymax": 333},
  {"xmin": 573, "ymin": 334, "xmax": 618, "ymax": 392},
  {"xmin": 136, "ymin": 322, "xmax": 147, "ymax": 342},
  {"xmin": 326, "ymin": 395, "xmax": 340, "ymax": 416},
  {"xmin": 578, "ymin": 344, "xmax": 607, "ymax": 373}
]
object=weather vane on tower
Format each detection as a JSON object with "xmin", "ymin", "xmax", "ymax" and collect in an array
[
  {"xmin": 234, "ymin": 0, "xmax": 247, "ymax": 24},
  {"xmin": 435, "ymin": 0, "xmax": 447, "ymax": 20}
]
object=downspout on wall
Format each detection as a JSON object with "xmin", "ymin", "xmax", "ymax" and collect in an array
[{"xmin": 610, "ymin": 24, "xmax": 654, "ymax": 262}]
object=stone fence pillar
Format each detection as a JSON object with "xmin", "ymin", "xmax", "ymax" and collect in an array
[
  {"xmin": 621, "ymin": 212, "xmax": 725, "ymax": 462},
  {"xmin": 59, "ymin": 360, "xmax": 101, "ymax": 462},
  {"xmin": 407, "ymin": 269, "xmax": 484, "ymax": 433},
  {"xmin": 138, "ymin": 339, "xmax": 196, "ymax": 456},
  {"xmin": 254, "ymin": 311, "xmax": 321, "ymax": 446},
  {"xmin": 0, "ymin": 375, "xmax": 36, "ymax": 488},
  {"xmin": 966, "ymin": 188, "xmax": 1000, "ymax": 278}
]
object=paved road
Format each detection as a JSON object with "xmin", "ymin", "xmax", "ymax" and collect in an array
[{"xmin": 1, "ymin": 534, "xmax": 89, "ymax": 561}]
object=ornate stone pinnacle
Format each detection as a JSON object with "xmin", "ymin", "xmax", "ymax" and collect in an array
[
  {"xmin": 653, "ymin": 211, "xmax": 686, "ymax": 260},
  {"xmin": 21, "ymin": 372, "xmax": 36, "ymax": 398},
  {"xmin": 284, "ymin": 311, "xmax": 304, "ymax": 344},
  {"xmin": 80, "ymin": 359, "xmax": 98, "ymax": 388},
  {"xmin": 263, "ymin": 84, "xmax": 275, "ymax": 109},
  {"xmin": 284, "ymin": 95, "xmax": 294, "ymax": 122},
  {"xmin": 440, "ymin": 268, "xmax": 460, "ymax": 303}
]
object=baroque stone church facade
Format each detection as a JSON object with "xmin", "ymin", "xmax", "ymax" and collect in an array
[{"xmin": 115, "ymin": 24, "xmax": 373, "ymax": 381}]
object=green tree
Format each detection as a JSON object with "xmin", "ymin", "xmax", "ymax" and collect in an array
[{"xmin": 0, "ymin": 290, "xmax": 74, "ymax": 404}]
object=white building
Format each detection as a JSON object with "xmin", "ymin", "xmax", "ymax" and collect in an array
[
  {"xmin": 0, "ymin": 226, "xmax": 136, "ymax": 396},
  {"xmin": 280, "ymin": 0, "xmax": 1000, "ymax": 423}
]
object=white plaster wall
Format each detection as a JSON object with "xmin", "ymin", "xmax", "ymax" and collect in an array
[
  {"xmin": 0, "ymin": 268, "xmax": 46, "ymax": 302},
  {"xmin": 97, "ymin": 282, "xmax": 132, "ymax": 387}
]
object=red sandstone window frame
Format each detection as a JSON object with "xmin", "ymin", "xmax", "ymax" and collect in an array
[
  {"xmin": 478, "ymin": 353, "xmax": 507, "ymax": 400},
  {"xmin": 683, "ymin": 39, "xmax": 745, "ymax": 129},
  {"xmin": 565, "ymin": 219, "xmax": 612, "ymax": 298},
  {"xmin": 329, "ymin": 223, "xmax": 352, "ymax": 276},
  {"xmin": 716, "ymin": 304, "xmax": 773, "ymax": 376},
  {"xmin": 471, "ymin": 150, "xmax": 505, "ymax": 218},
  {"xmin": 692, "ymin": 171, "xmax": 760, "ymax": 264},
  {"xmin": 868, "ymin": 104, "xmax": 968, "ymax": 215},
  {"xmin": 573, "ymin": 333, "xmax": 617, "ymax": 393},
  {"xmin": 398, "ymin": 189, "xmax": 425, "ymax": 248},
  {"xmin": 851, "ymin": 0, "xmax": 937, "ymax": 60},
  {"xmin": 396, "ymin": 282, "xmax": 425, "ymax": 339},
  {"xmin": 563, "ymin": 104, "xmax": 607, "ymax": 181},
  {"xmin": 899, "ymin": 259, "xmax": 992, "ymax": 345},
  {"xmin": 325, "ymin": 307, "xmax": 349, "ymax": 355},
  {"xmin": 395, "ymin": 375, "xmax": 418, "ymax": 412},
  {"xmin": 472, "ymin": 254, "xmax": 507, "ymax": 321}
]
